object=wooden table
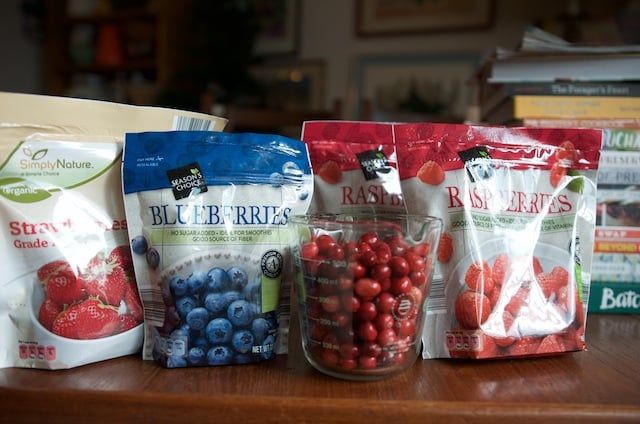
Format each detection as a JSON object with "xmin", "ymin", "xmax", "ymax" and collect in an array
[{"xmin": 1, "ymin": 314, "xmax": 639, "ymax": 423}]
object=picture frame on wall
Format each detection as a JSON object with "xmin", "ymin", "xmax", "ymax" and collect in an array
[
  {"xmin": 249, "ymin": 59, "xmax": 326, "ymax": 111},
  {"xmin": 355, "ymin": 0, "xmax": 494, "ymax": 36},
  {"xmin": 253, "ymin": 0, "xmax": 300, "ymax": 55},
  {"xmin": 349, "ymin": 52, "xmax": 480, "ymax": 121}
]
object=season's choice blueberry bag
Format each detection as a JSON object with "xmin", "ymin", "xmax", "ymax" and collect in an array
[
  {"xmin": 122, "ymin": 131, "xmax": 312, "ymax": 367},
  {"xmin": 395, "ymin": 123, "xmax": 602, "ymax": 359}
]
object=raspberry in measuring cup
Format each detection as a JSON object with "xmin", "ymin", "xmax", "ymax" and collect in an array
[{"xmin": 291, "ymin": 213, "xmax": 441, "ymax": 380}]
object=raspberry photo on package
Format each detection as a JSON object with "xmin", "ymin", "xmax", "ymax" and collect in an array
[{"xmin": 396, "ymin": 123, "xmax": 602, "ymax": 359}]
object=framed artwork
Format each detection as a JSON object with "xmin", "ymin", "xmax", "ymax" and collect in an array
[
  {"xmin": 250, "ymin": 59, "xmax": 326, "ymax": 110},
  {"xmin": 349, "ymin": 52, "xmax": 481, "ymax": 121},
  {"xmin": 253, "ymin": 0, "xmax": 300, "ymax": 55},
  {"xmin": 356, "ymin": 0, "xmax": 494, "ymax": 36}
]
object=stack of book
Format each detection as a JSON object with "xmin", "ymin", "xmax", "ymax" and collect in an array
[
  {"xmin": 479, "ymin": 28, "xmax": 640, "ymax": 314},
  {"xmin": 479, "ymin": 27, "xmax": 640, "ymax": 128}
]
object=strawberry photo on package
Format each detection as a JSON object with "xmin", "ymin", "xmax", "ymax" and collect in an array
[{"xmin": 396, "ymin": 123, "xmax": 602, "ymax": 359}]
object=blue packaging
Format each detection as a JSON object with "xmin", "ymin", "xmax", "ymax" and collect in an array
[{"xmin": 122, "ymin": 131, "xmax": 312, "ymax": 367}]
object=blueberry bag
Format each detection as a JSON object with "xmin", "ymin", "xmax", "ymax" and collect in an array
[{"xmin": 122, "ymin": 131, "xmax": 312, "ymax": 367}]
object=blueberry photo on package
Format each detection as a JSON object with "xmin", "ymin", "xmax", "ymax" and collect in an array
[
  {"xmin": 146, "ymin": 247, "xmax": 160, "ymax": 269},
  {"xmin": 187, "ymin": 270, "xmax": 209, "ymax": 295},
  {"xmin": 250, "ymin": 317, "xmax": 270, "ymax": 344},
  {"xmin": 207, "ymin": 267, "xmax": 230, "ymax": 293},
  {"xmin": 227, "ymin": 266, "xmax": 248, "ymax": 291},
  {"xmin": 232, "ymin": 330, "xmax": 254, "ymax": 354},
  {"xmin": 169, "ymin": 276, "xmax": 188, "ymax": 297},
  {"xmin": 227, "ymin": 300, "xmax": 253, "ymax": 327},
  {"xmin": 222, "ymin": 291, "xmax": 242, "ymax": 309},
  {"xmin": 192, "ymin": 335, "xmax": 209, "ymax": 350},
  {"xmin": 186, "ymin": 307, "xmax": 209, "ymax": 331},
  {"xmin": 131, "ymin": 235, "xmax": 149, "ymax": 255},
  {"xmin": 205, "ymin": 318, "xmax": 233, "ymax": 344},
  {"xmin": 188, "ymin": 347, "xmax": 207, "ymax": 366},
  {"xmin": 207, "ymin": 346, "xmax": 234, "ymax": 365},
  {"xmin": 242, "ymin": 276, "xmax": 261, "ymax": 304},
  {"xmin": 204, "ymin": 292, "xmax": 227, "ymax": 315},
  {"xmin": 175, "ymin": 296, "xmax": 199, "ymax": 319}
]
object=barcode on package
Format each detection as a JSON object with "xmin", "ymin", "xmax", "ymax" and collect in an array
[
  {"xmin": 139, "ymin": 288, "xmax": 165, "ymax": 325},
  {"xmin": 426, "ymin": 277, "xmax": 446, "ymax": 314},
  {"xmin": 172, "ymin": 115, "xmax": 214, "ymax": 131}
]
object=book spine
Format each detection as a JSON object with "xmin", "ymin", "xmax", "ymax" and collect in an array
[
  {"xmin": 506, "ymin": 82, "xmax": 640, "ymax": 97},
  {"xmin": 514, "ymin": 95, "xmax": 640, "ymax": 119},
  {"xmin": 523, "ymin": 118, "xmax": 640, "ymax": 128}
]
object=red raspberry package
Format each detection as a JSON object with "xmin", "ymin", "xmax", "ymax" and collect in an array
[
  {"xmin": 301, "ymin": 121, "xmax": 404, "ymax": 214},
  {"xmin": 396, "ymin": 123, "xmax": 602, "ymax": 359}
]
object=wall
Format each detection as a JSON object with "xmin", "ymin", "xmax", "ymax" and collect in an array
[
  {"xmin": 0, "ymin": 0, "xmax": 42, "ymax": 94},
  {"xmin": 299, "ymin": 0, "xmax": 570, "ymax": 118}
]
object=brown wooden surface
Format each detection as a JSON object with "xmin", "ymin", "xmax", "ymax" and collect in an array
[{"xmin": 1, "ymin": 314, "xmax": 639, "ymax": 423}]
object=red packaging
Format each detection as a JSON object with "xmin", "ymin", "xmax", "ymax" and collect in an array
[
  {"xmin": 395, "ymin": 123, "xmax": 602, "ymax": 359},
  {"xmin": 301, "ymin": 121, "xmax": 404, "ymax": 214}
]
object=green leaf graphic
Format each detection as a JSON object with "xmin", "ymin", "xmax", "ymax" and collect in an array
[
  {"xmin": 190, "ymin": 168, "xmax": 198, "ymax": 175},
  {"xmin": 32, "ymin": 149, "xmax": 48, "ymax": 160},
  {"xmin": 566, "ymin": 170, "xmax": 584, "ymax": 193},
  {"xmin": 0, "ymin": 177, "xmax": 51, "ymax": 203}
]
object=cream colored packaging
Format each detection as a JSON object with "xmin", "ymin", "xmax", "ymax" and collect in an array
[{"xmin": 0, "ymin": 92, "xmax": 226, "ymax": 369}]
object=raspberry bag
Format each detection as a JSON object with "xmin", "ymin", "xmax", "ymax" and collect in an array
[
  {"xmin": 396, "ymin": 123, "xmax": 602, "ymax": 359},
  {"xmin": 122, "ymin": 131, "xmax": 312, "ymax": 367},
  {"xmin": 302, "ymin": 121, "xmax": 404, "ymax": 214}
]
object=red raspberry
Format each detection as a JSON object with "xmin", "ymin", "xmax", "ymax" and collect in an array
[
  {"xmin": 492, "ymin": 253, "xmax": 511, "ymax": 287},
  {"xmin": 494, "ymin": 311, "xmax": 516, "ymax": 347},
  {"xmin": 551, "ymin": 266, "xmax": 569, "ymax": 288},
  {"xmin": 536, "ymin": 272, "xmax": 557, "ymax": 299},
  {"xmin": 508, "ymin": 336, "xmax": 541, "ymax": 357},
  {"xmin": 488, "ymin": 286, "xmax": 501, "ymax": 309},
  {"xmin": 417, "ymin": 160, "xmax": 445, "ymax": 185},
  {"xmin": 550, "ymin": 162, "xmax": 568, "ymax": 187},
  {"xmin": 437, "ymin": 233, "xmax": 453, "ymax": 263},
  {"xmin": 532, "ymin": 256, "xmax": 543, "ymax": 275},
  {"xmin": 505, "ymin": 286, "xmax": 529, "ymax": 317},
  {"xmin": 536, "ymin": 334, "xmax": 566, "ymax": 354},
  {"xmin": 464, "ymin": 261, "xmax": 493, "ymax": 294},
  {"xmin": 472, "ymin": 333, "xmax": 499, "ymax": 359},
  {"xmin": 317, "ymin": 160, "xmax": 342, "ymax": 184},
  {"xmin": 555, "ymin": 140, "xmax": 578, "ymax": 165}
]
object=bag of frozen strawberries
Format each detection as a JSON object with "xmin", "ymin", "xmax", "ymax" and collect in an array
[{"xmin": 395, "ymin": 123, "xmax": 602, "ymax": 359}]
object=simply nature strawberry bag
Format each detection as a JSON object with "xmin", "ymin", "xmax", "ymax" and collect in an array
[
  {"xmin": 395, "ymin": 123, "xmax": 602, "ymax": 359},
  {"xmin": 301, "ymin": 121, "xmax": 404, "ymax": 214},
  {"xmin": 0, "ymin": 134, "xmax": 145, "ymax": 368}
]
